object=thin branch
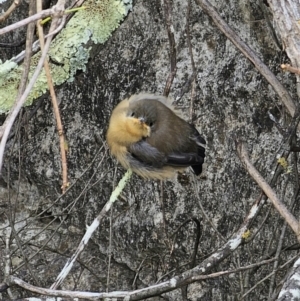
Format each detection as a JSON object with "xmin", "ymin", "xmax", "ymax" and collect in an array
[
  {"xmin": 17, "ymin": 0, "xmax": 36, "ymax": 99},
  {"xmin": 163, "ymin": 0, "xmax": 177, "ymax": 97},
  {"xmin": 0, "ymin": 1, "xmax": 36, "ymax": 140},
  {"xmin": 193, "ymin": 176, "xmax": 226, "ymax": 242},
  {"xmin": 0, "ymin": 8, "xmax": 54, "ymax": 35},
  {"xmin": 36, "ymin": 0, "xmax": 68, "ymax": 193},
  {"xmin": 0, "ymin": 3, "xmax": 65, "ymax": 175},
  {"xmin": 277, "ymin": 256, "xmax": 300, "ymax": 301},
  {"xmin": 240, "ymin": 254, "xmax": 298, "ymax": 300},
  {"xmin": 236, "ymin": 141, "xmax": 299, "ymax": 239},
  {"xmin": 268, "ymin": 222, "xmax": 288, "ymax": 297},
  {"xmin": 6, "ymin": 258, "xmax": 275, "ymax": 300},
  {"xmin": 281, "ymin": 64, "xmax": 300, "ymax": 75},
  {"xmin": 186, "ymin": 0, "xmax": 197, "ymax": 121},
  {"xmin": 1, "ymin": 177, "xmax": 266, "ymax": 300},
  {"xmin": 50, "ymin": 169, "xmax": 132, "ymax": 289},
  {"xmin": 194, "ymin": 0, "xmax": 296, "ymax": 118},
  {"xmin": 0, "ymin": 0, "xmax": 22, "ymax": 23}
]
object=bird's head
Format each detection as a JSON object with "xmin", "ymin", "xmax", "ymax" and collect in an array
[
  {"xmin": 125, "ymin": 112, "xmax": 151, "ymax": 139},
  {"xmin": 126, "ymin": 99, "xmax": 158, "ymax": 134}
]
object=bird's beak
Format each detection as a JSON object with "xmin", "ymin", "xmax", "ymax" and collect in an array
[{"xmin": 139, "ymin": 117, "xmax": 145, "ymax": 123}]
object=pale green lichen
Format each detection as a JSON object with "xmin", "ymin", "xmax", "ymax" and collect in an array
[{"xmin": 0, "ymin": 0, "xmax": 132, "ymax": 113}]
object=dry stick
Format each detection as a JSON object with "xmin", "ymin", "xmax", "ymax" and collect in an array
[
  {"xmin": 0, "ymin": 8, "xmax": 55, "ymax": 35},
  {"xmin": 0, "ymin": 6, "xmax": 36, "ymax": 141},
  {"xmin": 50, "ymin": 169, "xmax": 132, "ymax": 290},
  {"xmin": 194, "ymin": 0, "xmax": 296, "ymax": 118},
  {"xmin": 6, "ymin": 190, "xmax": 264, "ymax": 300},
  {"xmin": 163, "ymin": 0, "xmax": 177, "ymax": 97},
  {"xmin": 186, "ymin": 0, "xmax": 197, "ymax": 121},
  {"xmin": 268, "ymin": 222, "xmax": 287, "ymax": 297},
  {"xmin": 36, "ymin": 1, "xmax": 68, "ymax": 193},
  {"xmin": 268, "ymin": 184, "xmax": 300, "ymax": 296},
  {"xmin": 0, "ymin": 22, "xmax": 60, "ymax": 175},
  {"xmin": 236, "ymin": 141, "xmax": 299, "ymax": 239},
  {"xmin": 240, "ymin": 254, "xmax": 299, "ymax": 300},
  {"xmin": 3, "ymin": 228, "xmax": 14, "ymax": 299},
  {"xmin": 193, "ymin": 175, "xmax": 226, "ymax": 242},
  {"xmin": 281, "ymin": 64, "xmax": 300, "ymax": 75},
  {"xmin": 0, "ymin": 0, "xmax": 22, "ymax": 23},
  {"xmin": 7, "ymin": 257, "xmax": 275, "ymax": 300}
]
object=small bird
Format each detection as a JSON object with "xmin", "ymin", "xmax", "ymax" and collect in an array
[{"xmin": 106, "ymin": 93, "xmax": 206, "ymax": 179}]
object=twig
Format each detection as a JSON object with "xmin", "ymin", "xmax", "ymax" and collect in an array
[
  {"xmin": 236, "ymin": 141, "xmax": 299, "ymax": 239},
  {"xmin": 281, "ymin": 64, "xmax": 300, "ymax": 75},
  {"xmin": 3, "ymin": 185, "xmax": 266, "ymax": 300},
  {"xmin": 106, "ymin": 178, "xmax": 115, "ymax": 292},
  {"xmin": 186, "ymin": 0, "xmax": 197, "ymax": 121},
  {"xmin": 0, "ymin": 8, "xmax": 54, "ymax": 35},
  {"xmin": 240, "ymin": 254, "xmax": 298, "ymax": 300},
  {"xmin": 50, "ymin": 169, "xmax": 132, "ymax": 289},
  {"xmin": 36, "ymin": 0, "xmax": 68, "ymax": 193},
  {"xmin": 0, "ymin": 0, "xmax": 22, "ymax": 23},
  {"xmin": 194, "ymin": 0, "xmax": 296, "ymax": 118},
  {"xmin": 268, "ymin": 222, "xmax": 287, "ymax": 297},
  {"xmin": 193, "ymin": 176, "xmax": 226, "ymax": 242},
  {"xmin": 0, "ymin": 29, "xmax": 54, "ymax": 175},
  {"xmin": 0, "ymin": 6, "xmax": 35, "ymax": 141},
  {"xmin": 163, "ymin": 0, "xmax": 177, "ymax": 97},
  {"xmin": 0, "ymin": 0, "xmax": 36, "ymax": 140},
  {"xmin": 6, "ymin": 258, "xmax": 275, "ymax": 300},
  {"xmin": 0, "ymin": 1, "xmax": 66, "ymax": 176},
  {"xmin": 277, "ymin": 256, "xmax": 300, "ymax": 301},
  {"xmin": 17, "ymin": 0, "xmax": 36, "ymax": 99}
]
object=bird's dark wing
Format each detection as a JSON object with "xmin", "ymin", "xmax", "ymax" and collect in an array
[
  {"xmin": 166, "ymin": 153, "xmax": 204, "ymax": 167},
  {"xmin": 128, "ymin": 140, "xmax": 167, "ymax": 168}
]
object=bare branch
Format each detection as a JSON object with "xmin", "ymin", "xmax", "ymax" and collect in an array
[
  {"xmin": 0, "ymin": 2, "xmax": 66, "ymax": 175},
  {"xmin": 0, "ymin": 0, "xmax": 22, "ymax": 23},
  {"xmin": 36, "ymin": 0, "xmax": 68, "ymax": 193},
  {"xmin": 0, "ymin": 8, "xmax": 55, "ymax": 35},
  {"xmin": 236, "ymin": 141, "xmax": 300, "ymax": 239},
  {"xmin": 277, "ymin": 256, "xmax": 300, "ymax": 300},
  {"xmin": 5, "ymin": 258, "xmax": 275, "ymax": 300},
  {"xmin": 163, "ymin": 0, "xmax": 177, "ymax": 97},
  {"xmin": 194, "ymin": 0, "xmax": 296, "ymax": 118},
  {"xmin": 50, "ymin": 169, "xmax": 132, "ymax": 289},
  {"xmin": 281, "ymin": 64, "xmax": 300, "ymax": 75}
]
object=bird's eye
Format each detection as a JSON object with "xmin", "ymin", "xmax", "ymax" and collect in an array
[
  {"xmin": 131, "ymin": 112, "xmax": 135, "ymax": 117},
  {"xmin": 149, "ymin": 122, "xmax": 154, "ymax": 127}
]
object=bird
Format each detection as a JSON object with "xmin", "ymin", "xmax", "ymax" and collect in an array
[{"xmin": 106, "ymin": 93, "xmax": 206, "ymax": 179}]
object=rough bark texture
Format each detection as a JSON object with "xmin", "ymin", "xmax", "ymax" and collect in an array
[
  {"xmin": 267, "ymin": 0, "xmax": 300, "ymax": 68},
  {"xmin": 1, "ymin": 0, "xmax": 300, "ymax": 300}
]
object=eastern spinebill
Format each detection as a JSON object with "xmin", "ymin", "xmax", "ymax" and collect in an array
[{"xmin": 106, "ymin": 93, "xmax": 206, "ymax": 179}]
